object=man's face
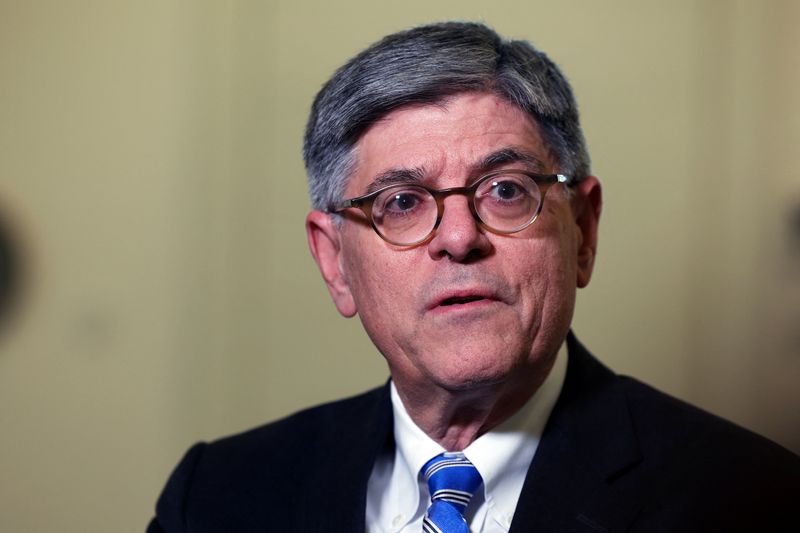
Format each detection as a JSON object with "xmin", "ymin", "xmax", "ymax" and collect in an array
[{"xmin": 307, "ymin": 92, "xmax": 600, "ymax": 396}]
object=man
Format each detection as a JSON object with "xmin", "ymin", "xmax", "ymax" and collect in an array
[{"xmin": 148, "ymin": 22, "xmax": 799, "ymax": 532}]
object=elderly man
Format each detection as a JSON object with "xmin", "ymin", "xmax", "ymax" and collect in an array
[{"xmin": 149, "ymin": 22, "xmax": 798, "ymax": 532}]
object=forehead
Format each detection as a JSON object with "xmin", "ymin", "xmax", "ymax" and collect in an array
[{"xmin": 348, "ymin": 92, "xmax": 554, "ymax": 193}]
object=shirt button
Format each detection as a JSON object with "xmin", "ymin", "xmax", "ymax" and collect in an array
[{"xmin": 391, "ymin": 514, "xmax": 405, "ymax": 529}]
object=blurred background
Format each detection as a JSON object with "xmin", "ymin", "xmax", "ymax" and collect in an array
[{"xmin": 1, "ymin": 0, "xmax": 799, "ymax": 530}]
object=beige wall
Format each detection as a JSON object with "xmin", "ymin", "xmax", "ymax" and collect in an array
[{"xmin": 1, "ymin": 1, "xmax": 798, "ymax": 531}]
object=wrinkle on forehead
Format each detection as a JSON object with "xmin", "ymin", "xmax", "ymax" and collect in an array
[
  {"xmin": 348, "ymin": 92, "xmax": 554, "ymax": 194},
  {"xmin": 362, "ymin": 146, "xmax": 550, "ymax": 195}
]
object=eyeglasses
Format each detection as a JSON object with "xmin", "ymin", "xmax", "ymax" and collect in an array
[{"xmin": 330, "ymin": 169, "xmax": 572, "ymax": 246}]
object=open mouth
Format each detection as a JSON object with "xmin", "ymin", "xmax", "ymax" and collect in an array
[{"xmin": 439, "ymin": 295, "xmax": 486, "ymax": 306}]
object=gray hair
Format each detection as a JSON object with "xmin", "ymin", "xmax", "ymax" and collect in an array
[{"xmin": 303, "ymin": 21, "xmax": 590, "ymax": 211}]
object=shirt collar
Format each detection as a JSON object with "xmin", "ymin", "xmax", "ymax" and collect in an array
[{"xmin": 389, "ymin": 341, "xmax": 568, "ymax": 528}]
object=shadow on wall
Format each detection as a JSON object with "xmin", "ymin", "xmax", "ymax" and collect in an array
[{"xmin": 0, "ymin": 202, "xmax": 26, "ymax": 342}]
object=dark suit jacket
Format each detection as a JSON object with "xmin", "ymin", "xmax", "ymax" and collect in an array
[{"xmin": 148, "ymin": 334, "xmax": 800, "ymax": 532}]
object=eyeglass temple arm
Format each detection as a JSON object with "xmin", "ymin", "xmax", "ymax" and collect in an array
[{"xmin": 331, "ymin": 198, "xmax": 361, "ymax": 212}]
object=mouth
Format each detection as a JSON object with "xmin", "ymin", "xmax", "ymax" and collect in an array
[
  {"xmin": 439, "ymin": 295, "xmax": 487, "ymax": 306},
  {"xmin": 429, "ymin": 289, "xmax": 499, "ymax": 312}
]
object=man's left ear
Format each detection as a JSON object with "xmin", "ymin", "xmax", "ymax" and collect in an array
[{"xmin": 572, "ymin": 175, "xmax": 602, "ymax": 288}]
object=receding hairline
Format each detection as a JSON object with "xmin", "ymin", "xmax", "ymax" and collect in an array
[{"xmin": 303, "ymin": 21, "xmax": 590, "ymax": 212}]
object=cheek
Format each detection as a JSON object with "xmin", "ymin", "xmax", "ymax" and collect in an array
[
  {"xmin": 341, "ymin": 238, "xmax": 412, "ymax": 316},
  {"xmin": 340, "ymin": 246, "xmax": 423, "ymax": 357},
  {"xmin": 340, "ymin": 225, "xmax": 379, "ymax": 284},
  {"xmin": 511, "ymin": 235, "xmax": 577, "ymax": 312},
  {"xmin": 535, "ymin": 206, "xmax": 581, "ymax": 280},
  {"xmin": 341, "ymin": 248, "xmax": 377, "ymax": 303}
]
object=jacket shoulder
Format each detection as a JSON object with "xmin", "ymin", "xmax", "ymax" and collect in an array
[
  {"xmin": 567, "ymin": 333, "xmax": 797, "ymax": 469},
  {"xmin": 151, "ymin": 384, "xmax": 391, "ymax": 532},
  {"xmin": 555, "ymin": 335, "xmax": 799, "ymax": 531},
  {"xmin": 207, "ymin": 384, "xmax": 389, "ymax": 459},
  {"xmin": 619, "ymin": 375, "xmax": 797, "ymax": 467},
  {"xmin": 616, "ymin": 376, "xmax": 800, "ymax": 530}
]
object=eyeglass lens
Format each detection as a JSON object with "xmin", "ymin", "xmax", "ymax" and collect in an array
[{"xmin": 370, "ymin": 173, "xmax": 543, "ymax": 245}]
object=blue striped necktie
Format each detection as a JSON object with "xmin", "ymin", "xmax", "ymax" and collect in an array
[{"xmin": 421, "ymin": 452, "xmax": 483, "ymax": 533}]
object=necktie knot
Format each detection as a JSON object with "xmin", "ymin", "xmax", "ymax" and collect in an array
[{"xmin": 421, "ymin": 452, "xmax": 482, "ymax": 533}]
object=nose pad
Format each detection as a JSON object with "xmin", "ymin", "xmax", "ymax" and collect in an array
[{"xmin": 427, "ymin": 196, "xmax": 491, "ymax": 261}]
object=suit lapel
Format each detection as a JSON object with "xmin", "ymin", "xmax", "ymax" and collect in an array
[{"xmin": 510, "ymin": 333, "xmax": 644, "ymax": 533}]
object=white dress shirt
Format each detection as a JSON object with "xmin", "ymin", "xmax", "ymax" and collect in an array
[{"xmin": 366, "ymin": 343, "xmax": 568, "ymax": 533}]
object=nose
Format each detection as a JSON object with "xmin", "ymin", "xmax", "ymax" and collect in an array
[{"xmin": 427, "ymin": 196, "xmax": 492, "ymax": 262}]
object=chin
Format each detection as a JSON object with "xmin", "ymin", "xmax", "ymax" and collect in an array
[{"xmin": 428, "ymin": 351, "xmax": 521, "ymax": 393}]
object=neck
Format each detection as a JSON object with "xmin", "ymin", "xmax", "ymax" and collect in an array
[{"xmin": 393, "ymin": 364, "xmax": 554, "ymax": 451}]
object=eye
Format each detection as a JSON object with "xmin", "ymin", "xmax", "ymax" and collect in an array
[
  {"xmin": 474, "ymin": 173, "xmax": 540, "ymax": 226},
  {"xmin": 490, "ymin": 180, "xmax": 525, "ymax": 201},
  {"xmin": 479, "ymin": 175, "xmax": 532, "ymax": 204},
  {"xmin": 386, "ymin": 192, "xmax": 420, "ymax": 212},
  {"xmin": 374, "ymin": 187, "xmax": 430, "ymax": 218}
]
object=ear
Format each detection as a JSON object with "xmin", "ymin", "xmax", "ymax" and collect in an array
[
  {"xmin": 571, "ymin": 176, "xmax": 602, "ymax": 288},
  {"xmin": 306, "ymin": 210, "xmax": 357, "ymax": 317}
]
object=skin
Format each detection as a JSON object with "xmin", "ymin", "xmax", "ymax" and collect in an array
[{"xmin": 307, "ymin": 92, "xmax": 602, "ymax": 450}]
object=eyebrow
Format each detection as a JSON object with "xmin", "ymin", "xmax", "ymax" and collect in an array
[
  {"xmin": 365, "ymin": 167, "xmax": 426, "ymax": 194},
  {"xmin": 473, "ymin": 147, "xmax": 549, "ymax": 175}
]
